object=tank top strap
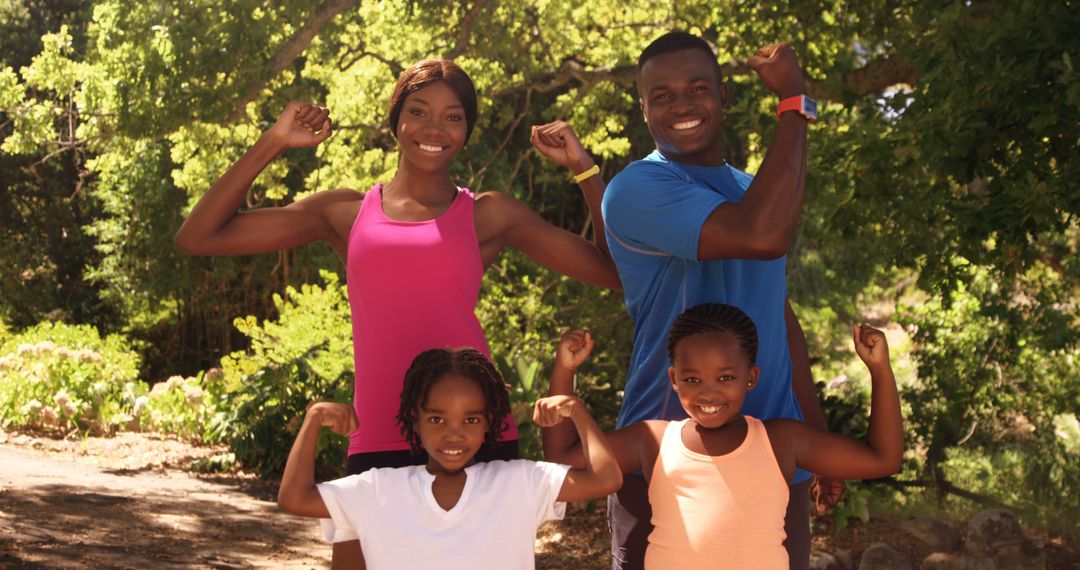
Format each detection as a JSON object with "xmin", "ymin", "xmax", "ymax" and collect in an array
[
  {"xmin": 449, "ymin": 186, "xmax": 476, "ymax": 224},
  {"xmin": 659, "ymin": 419, "xmax": 686, "ymax": 454}
]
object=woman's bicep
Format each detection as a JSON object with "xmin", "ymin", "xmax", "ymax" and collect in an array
[
  {"xmin": 504, "ymin": 203, "xmax": 621, "ymax": 289},
  {"xmin": 176, "ymin": 190, "xmax": 353, "ymax": 256},
  {"xmin": 181, "ymin": 207, "xmax": 327, "ymax": 255}
]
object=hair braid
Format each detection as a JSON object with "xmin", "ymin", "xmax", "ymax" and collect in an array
[
  {"xmin": 396, "ymin": 347, "xmax": 512, "ymax": 452},
  {"xmin": 666, "ymin": 303, "xmax": 759, "ymax": 364}
]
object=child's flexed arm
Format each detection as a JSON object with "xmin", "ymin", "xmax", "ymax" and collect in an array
[
  {"xmin": 278, "ymin": 402, "xmax": 358, "ymax": 517},
  {"xmin": 770, "ymin": 325, "xmax": 904, "ymax": 480},
  {"xmin": 534, "ymin": 331, "xmax": 622, "ymax": 501},
  {"xmin": 534, "ymin": 394, "xmax": 623, "ymax": 501}
]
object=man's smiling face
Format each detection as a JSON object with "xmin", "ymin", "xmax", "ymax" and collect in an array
[{"xmin": 638, "ymin": 48, "xmax": 728, "ymax": 166}]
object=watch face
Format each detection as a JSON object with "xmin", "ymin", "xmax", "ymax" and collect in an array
[{"xmin": 802, "ymin": 97, "xmax": 818, "ymax": 118}]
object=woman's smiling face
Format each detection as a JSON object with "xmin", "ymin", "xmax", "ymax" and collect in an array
[{"xmin": 395, "ymin": 80, "xmax": 469, "ymax": 173}]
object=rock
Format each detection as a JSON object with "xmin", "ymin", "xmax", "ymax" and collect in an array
[
  {"xmin": 901, "ymin": 517, "xmax": 962, "ymax": 552},
  {"xmin": 810, "ymin": 550, "xmax": 841, "ymax": 570},
  {"xmin": 963, "ymin": 509, "xmax": 1046, "ymax": 570},
  {"xmin": 836, "ymin": 549, "xmax": 855, "ymax": 569},
  {"xmin": 921, "ymin": 552, "xmax": 995, "ymax": 570},
  {"xmin": 859, "ymin": 543, "xmax": 913, "ymax": 570}
]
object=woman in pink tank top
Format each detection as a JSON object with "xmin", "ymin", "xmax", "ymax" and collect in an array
[{"xmin": 176, "ymin": 59, "xmax": 619, "ymax": 569}]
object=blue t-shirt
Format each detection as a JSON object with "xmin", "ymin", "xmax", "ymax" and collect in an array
[{"xmin": 603, "ymin": 151, "xmax": 806, "ymax": 481}]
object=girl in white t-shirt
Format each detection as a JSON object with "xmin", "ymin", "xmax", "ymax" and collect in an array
[{"xmin": 277, "ymin": 346, "xmax": 622, "ymax": 570}]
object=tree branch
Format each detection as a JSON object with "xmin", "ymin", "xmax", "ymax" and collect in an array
[
  {"xmin": 493, "ymin": 55, "xmax": 918, "ymax": 102},
  {"xmin": 446, "ymin": 1, "xmax": 490, "ymax": 60},
  {"xmin": 227, "ymin": 0, "xmax": 358, "ymax": 124}
]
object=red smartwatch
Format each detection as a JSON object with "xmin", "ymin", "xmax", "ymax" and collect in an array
[{"xmin": 777, "ymin": 95, "xmax": 817, "ymax": 122}]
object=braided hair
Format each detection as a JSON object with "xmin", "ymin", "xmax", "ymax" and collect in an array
[
  {"xmin": 396, "ymin": 347, "xmax": 512, "ymax": 452},
  {"xmin": 666, "ymin": 303, "xmax": 759, "ymax": 365}
]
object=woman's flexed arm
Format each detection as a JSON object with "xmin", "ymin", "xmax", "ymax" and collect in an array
[{"xmin": 174, "ymin": 102, "xmax": 343, "ymax": 256}]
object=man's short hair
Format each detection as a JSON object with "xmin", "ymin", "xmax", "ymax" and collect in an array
[{"xmin": 637, "ymin": 31, "xmax": 721, "ymax": 77}]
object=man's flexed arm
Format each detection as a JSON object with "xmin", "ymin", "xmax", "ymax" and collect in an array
[{"xmin": 698, "ymin": 43, "xmax": 808, "ymax": 261}]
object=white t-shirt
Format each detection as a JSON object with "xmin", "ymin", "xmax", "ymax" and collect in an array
[{"xmin": 316, "ymin": 459, "xmax": 570, "ymax": 570}]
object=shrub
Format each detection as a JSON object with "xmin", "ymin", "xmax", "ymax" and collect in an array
[
  {"xmin": 208, "ymin": 271, "xmax": 354, "ymax": 478},
  {"xmin": 0, "ymin": 321, "xmax": 143, "ymax": 434},
  {"xmin": 138, "ymin": 369, "xmax": 225, "ymax": 441}
]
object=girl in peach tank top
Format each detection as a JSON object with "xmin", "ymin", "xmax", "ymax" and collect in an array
[
  {"xmin": 541, "ymin": 303, "xmax": 905, "ymax": 569},
  {"xmin": 645, "ymin": 416, "xmax": 788, "ymax": 569}
]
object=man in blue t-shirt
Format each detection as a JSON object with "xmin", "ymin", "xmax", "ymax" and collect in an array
[{"xmin": 600, "ymin": 32, "xmax": 839, "ymax": 570}]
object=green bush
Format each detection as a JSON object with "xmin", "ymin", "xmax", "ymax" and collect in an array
[
  {"xmin": 0, "ymin": 321, "xmax": 143, "ymax": 434},
  {"xmin": 208, "ymin": 271, "xmax": 354, "ymax": 479},
  {"xmin": 138, "ymin": 369, "xmax": 226, "ymax": 441}
]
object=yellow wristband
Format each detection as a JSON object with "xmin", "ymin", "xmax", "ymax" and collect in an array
[{"xmin": 572, "ymin": 164, "xmax": 599, "ymax": 184}]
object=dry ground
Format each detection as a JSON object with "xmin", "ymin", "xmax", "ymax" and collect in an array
[{"xmin": 2, "ymin": 429, "xmax": 1077, "ymax": 569}]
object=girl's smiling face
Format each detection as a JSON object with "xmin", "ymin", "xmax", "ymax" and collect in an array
[
  {"xmin": 395, "ymin": 80, "xmax": 468, "ymax": 173},
  {"xmin": 415, "ymin": 374, "xmax": 490, "ymax": 475},
  {"xmin": 668, "ymin": 331, "xmax": 759, "ymax": 429}
]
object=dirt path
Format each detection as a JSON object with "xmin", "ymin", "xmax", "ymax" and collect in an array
[{"xmin": 0, "ymin": 436, "xmax": 329, "ymax": 569}]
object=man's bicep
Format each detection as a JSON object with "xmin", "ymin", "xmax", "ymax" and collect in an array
[{"xmin": 698, "ymin": 202, "xmax": 785, "ymax": 260}]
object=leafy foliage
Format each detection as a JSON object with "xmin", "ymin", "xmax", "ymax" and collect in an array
[
  {"xmin": 0, "ymin": 0, "xmax": 1077, "ymax": 531},
  {"xmin": 209, "ymin": 271, "xmax": 354, "ymax": 478},
  {"xmin": 0, "ymin": 321, "xmax": 142, "ymax": 434}
]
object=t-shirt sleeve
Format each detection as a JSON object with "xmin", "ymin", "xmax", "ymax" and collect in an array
[
  {"xmin": 522, "ymin": 460, "xmax": 571, "ymax": 525},
  {"xmin": 315, "ymin": 473, "xmax": 374, "ymax": 544},
  {"xmin": 605, "ymin": 161, "xmax": 727, "ymax": 261}
]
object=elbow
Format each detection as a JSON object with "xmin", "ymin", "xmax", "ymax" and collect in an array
[
  {"xmin": 603, "ymin": 272, "xmax": 623, "ymax": 292},
  {"xmin": 173, "ymin": 229, "xmax": 200, "ymax": 255},
  {"xmin": 745, "ymin": 230, "xmax": 792, "ymax": 260},
  {"xmin": 277, "ymin": 489, "xmax": 300, "ymax": 515},
  {"xmin": 603, "ymin": 467, "xmax": 624, "ymax": 495}
]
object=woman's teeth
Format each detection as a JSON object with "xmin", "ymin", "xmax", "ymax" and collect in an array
[{"xmin": 419, "ymin": 143, "xmax": 446, "ymax": 152}]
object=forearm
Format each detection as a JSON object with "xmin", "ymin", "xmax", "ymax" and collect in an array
[
  {"xmin": 174, "ymin": 133, "xmax": 285, "ymax": 249},
  {"xmin": 575, "ymin": 171, "xmax": 609, "ymax": 257},
  {"xmin": 742, "ymin": 113, "xmax": 807, "ymax": 252},
  {"xmin": 278, "ymin": 415, "xmax": 325, "ymax": 516},
  {"xmin": 542, "ymin": 367, "xmax": 585, "ymax": 467},
  {"xmin": 570, "ymin": 405, "xmax": 622, "ymax": 489},
  {"xmin": 866, "ymin": 363, "xmax": 903, "ymax": 473}
]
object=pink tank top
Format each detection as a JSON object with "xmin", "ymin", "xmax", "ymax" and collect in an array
[
  {"xmin": 345, "ymin": 184, "xmax": 520, "ymax": 454},
  {"xmin": 645, "ymin": 417, "xmax": 789, "ymax": 569}
]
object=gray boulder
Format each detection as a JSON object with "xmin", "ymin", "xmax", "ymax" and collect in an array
[
  {"xmin": 963, "ymin": 509, "xmax": 1045, "ymax": 570},
  {"xmin": 810, "ymin": 550, "xmax": 842, "ymax": 570},
  {"xmin": 859, "ymin": 542, "xmax": 914, "ymax": 570},
  {"xmin": 921, "ymin": 552, "xmax": 995, "ymax": 570},
  {"xmin": 900, "ymin": 517, "xmax": 962, "ymax": 552}
]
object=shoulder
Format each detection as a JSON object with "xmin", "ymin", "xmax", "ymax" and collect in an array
[
  {"xmin": 725, "ymin": 165, "xmax": 754, "ymax": 192},
  {"xmin": 473, "ymin": 190, "xmax": 539, "ymax": 234},
  {"xmin": 615, "ymin": 419, "xmax": 668, "ymax": 446},
  {"xmin": 609, "ymin": 157, "xmax": 689, "ymax": 195},
  {"xmin": 473, "ymin": 190, "xmax": 527, "ymax": 214},
  {"xmin": 478, "ymin": 459, "xmax": 567, "ymax": 488},
  {"xmin": 762, "ymin": 417, "xmax": 804, "ymax": 440}
]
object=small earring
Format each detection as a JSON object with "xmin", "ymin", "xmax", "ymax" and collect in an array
[{"xmin": 746, "ymin": 382, "xmax": 752, "ymax": 387}]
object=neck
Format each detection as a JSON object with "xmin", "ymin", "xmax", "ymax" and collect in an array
[
  {"xmin": 658, "ymin": 146, "xmax": 727, "ymax": 168},
  {"xmin": 385, "ymin": 159, "xmax": 457, "ymax": 204},
  {"xmin": 426, "ymin": 458, "xmax": 474, "ymax": 477}
]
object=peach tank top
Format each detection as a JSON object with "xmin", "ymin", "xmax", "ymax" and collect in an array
[{"xmin": 645, "ymin": 417, "xmax": 789, "ymax": 569}]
